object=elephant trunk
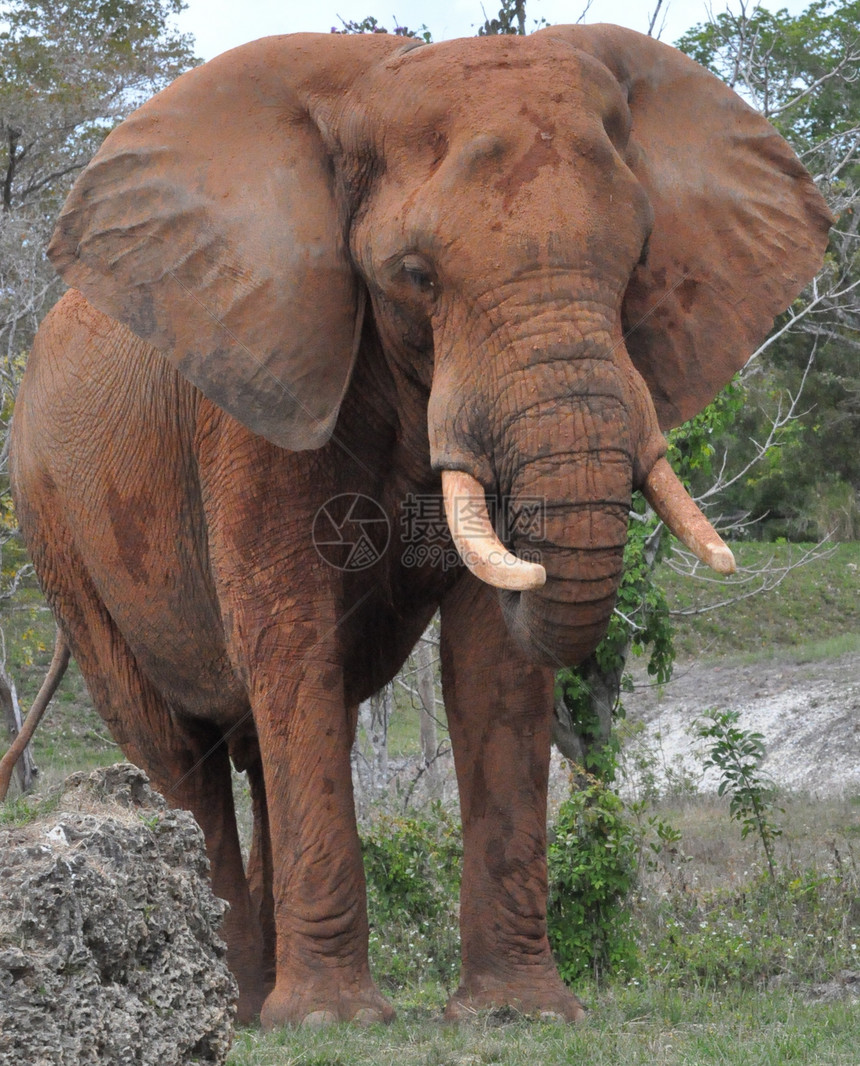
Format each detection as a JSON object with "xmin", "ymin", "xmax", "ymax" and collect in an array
[
  {"xmin": 442, "ymin": 462, "xmax": 734, "ymax": 588},
  {"xmin": 431, "ymin": 305, "xmax": 734, "ymax": 668}
]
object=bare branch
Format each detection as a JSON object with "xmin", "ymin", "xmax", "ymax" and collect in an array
[
  {"xmin": 768, "ymin": 46, "xmax": 860, "ymax": 120},
  {"xmin": 646, "ymin": 0, "xmax": 667, "ymax": 39},
  {"xmin": 666, "ymin": 539, "xmax": 837, "ymax": 615}
]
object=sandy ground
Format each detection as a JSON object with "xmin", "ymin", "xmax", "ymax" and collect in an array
[{"xmin": 622, "ymin": 649, "xmax": 860, "ymax": 798}]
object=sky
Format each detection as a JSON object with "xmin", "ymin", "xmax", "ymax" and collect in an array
[{"xmin": 177, "ymin": 0, "xmax": 807, "ymax": 60}]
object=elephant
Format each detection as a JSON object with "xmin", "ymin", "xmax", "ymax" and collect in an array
[{"xmin": 10, "ymin": 25, "xmax": 831, "ymax": 1027}]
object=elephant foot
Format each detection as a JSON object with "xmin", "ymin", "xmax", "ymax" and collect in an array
[
  {"xmin": 260, "ymin": 978, "xmax": 395, "ymax": 1029},
  {"xmin": 444, "ymin": 975, "xmax": 586, "ymax": 1024}
]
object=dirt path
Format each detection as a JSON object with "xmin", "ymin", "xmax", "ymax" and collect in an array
[{"xmin": 623, "ymin": 649, "xmax": 860, "ymax": 797}]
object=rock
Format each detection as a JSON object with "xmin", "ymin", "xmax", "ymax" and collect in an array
[{"xmin": 0, "ymin": 764, "xmax": 237, "ymax": 1065}]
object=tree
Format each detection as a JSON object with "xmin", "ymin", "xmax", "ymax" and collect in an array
[
  {"xmin": 0, "ymin": 0, "xmax": 197, "ymax": 348},
  {"xmin": 0, "ymin": 0, "xmax": 197, "ymax": 789}
]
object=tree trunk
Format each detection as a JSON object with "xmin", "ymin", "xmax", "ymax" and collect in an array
[
  {"xmin": 3, "ymin": 128, "xmax": 21, "ymax": 213},
  {"xmin": 0, "ymin": 662, "xmax": 37, "ymax": 793},
  {"xmin": 415, "ymin": 634, "xmax": 439, "ymax": 797},
  {"xmin": 357, "ymin": 683, "xmax": 391, "ymax": 796}
]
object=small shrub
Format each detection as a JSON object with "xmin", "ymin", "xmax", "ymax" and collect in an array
[
  {"xmin": 697, "ymin": 710, "xmax": 783, "ymax": 878},
  {"xmin": 641, "ymin": 861, "xmax": 860, "ymax": 987},
  {"xmin": 547, "ymin": 770, "xmax": 639, "ymax": 982},
  {"xmin": 361, "ymin": 803, "xmax": 461, "ymax": 990}
]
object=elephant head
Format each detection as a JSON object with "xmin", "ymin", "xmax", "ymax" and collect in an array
[{"xmin": 47, "ymin": 26, "xmax": 831, "ymax": 667}]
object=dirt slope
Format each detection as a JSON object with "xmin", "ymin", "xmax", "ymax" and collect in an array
[{"xmin": 624, "ymin": 650, "xmax": 860, "ymax": 797}]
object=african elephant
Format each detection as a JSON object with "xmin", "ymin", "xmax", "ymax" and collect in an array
[{"xmin": 10, "ymin": 25, "xmax": 830, "ymax": 1027}]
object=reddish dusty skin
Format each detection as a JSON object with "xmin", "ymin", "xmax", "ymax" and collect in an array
[{"xmin": 12, "ymin": 27, "xmax": 830, "ymax": 1027}]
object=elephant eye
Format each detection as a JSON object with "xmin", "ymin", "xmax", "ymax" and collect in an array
[{"xmin": 400, "ymin": 254, "xmax": 436, "ymax": 295}]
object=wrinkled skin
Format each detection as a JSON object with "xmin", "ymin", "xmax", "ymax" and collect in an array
[{"xmin": 11, "ymin": 27, "xmax": 830, "ymax": 1027}]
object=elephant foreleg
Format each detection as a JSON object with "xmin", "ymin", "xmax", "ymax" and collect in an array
[
  {"xmin": 440, "ymin": 574, "xmax": 586, "ymax": 1022},
  {"xmin": 251, "ymin": 663, "xmax": 393, "ymax": 1028}
]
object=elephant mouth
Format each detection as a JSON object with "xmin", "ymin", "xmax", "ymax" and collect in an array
[{"xmin": 440, "ymin": 460, "xmax": 735, "ymax": 592}]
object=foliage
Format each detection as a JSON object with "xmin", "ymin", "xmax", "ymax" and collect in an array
[
  {"xmin": 665, "ymin": 378, "xmax": 746, "ymax": 483},
  {"xmin": 696, "ymin": 710, "xmax": 784, "ymax": 879},
  {"xmin": 478, "ymin": 0, "xmax": 526, "ymax": 36},
  {"xmin": 331, "ymin": 16, "xmax": 432, "ymax": 42},
  {"xmin": 361, "ymin": 804, "xmax": 461, "ymax": 989},
  {"xmin": 0, "ymin": 0, "xmax": 197, "ymax": 359},
  {"xmin": 1, "ymin": 0, "xmax": 197, "ymax": 217},
  {"xmin": 641, "ymin": 860, "xmax": 859, "ymax": 988},
  {"xmin": 546, "ymin": 770, "xmax": 639, "ymax": 982},
  {"xmin": 676, "ymin": 0, "xmax": 860, "ymax": 155}
]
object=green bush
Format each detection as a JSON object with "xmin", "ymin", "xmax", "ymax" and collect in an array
[
  {"xmin": 363, "ymin": 782, "xmax": 649, "ymax": 992},
  {"xmin": 547, "ymin": 771, "xmax": 639, "ymax": 983},
  {"xmin": 361, "ymin": 803, "xmax": 462, "ymax": 990}
]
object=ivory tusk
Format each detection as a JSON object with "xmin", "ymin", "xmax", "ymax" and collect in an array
[
  {"xmin": 643, "ymin": 458, "xmax": 736, "ymax": 575},
  {"xmin": 441, "ymin": 470, "xmax": 547, "ymax": 591}
]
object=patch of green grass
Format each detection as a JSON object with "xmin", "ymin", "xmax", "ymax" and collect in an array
[
  {"xmin": 663, "ymin": 542, "xmax": 860, "ymax": 659},
  {"xmin": 225, "ymin": 990, "xmax": 860, "ymax": 1066},
  {"xmin": 0, "ymin": 787, "xmax": 60, "ymax": 826},
  {"xmin": 723, "ymin": 631, "xmax": 860, "ymax": 669}
]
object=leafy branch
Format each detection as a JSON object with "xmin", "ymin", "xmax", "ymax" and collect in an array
[{"xmin": 697, "ymin": 709, "xmax": 784, "ymax": 879}]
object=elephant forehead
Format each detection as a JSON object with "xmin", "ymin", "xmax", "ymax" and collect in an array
[{"xmin": 365, "ymin": 34, "xmax": 627, "ymax": 142}]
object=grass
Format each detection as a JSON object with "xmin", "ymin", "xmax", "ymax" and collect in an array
[
  {"xmin": 223, "ymin": 785, "xmax": 859, "ymax": 1065},
  {"xmin": 224, "ymin": 989, "xmax": 860, "ymax": 1065},
  {"xmin": 662, "ymin": 542, "xmax": 860, "ymax": 660},
  {"xmin": 0, "ymin": 786, "xmax": 61, "ymax": 826}
]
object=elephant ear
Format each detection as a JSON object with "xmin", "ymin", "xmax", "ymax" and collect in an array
[
  {"xmin": 542, "ymin": 23, "xmax": 833, "ymax": 430},
  {"xmin": 48, "ymin": 34, "xmax": 411, "ymax": 451}
]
